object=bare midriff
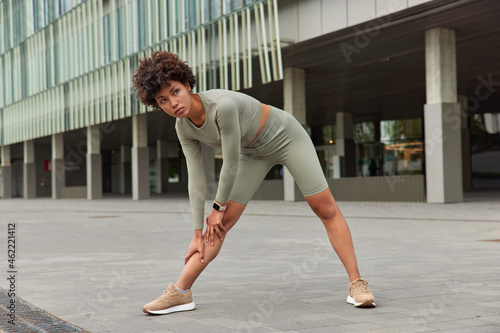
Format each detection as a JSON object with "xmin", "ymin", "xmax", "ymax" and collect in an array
[{"xmin": 245, "ymin": 103, "xmax": 271, "ymax": 147}]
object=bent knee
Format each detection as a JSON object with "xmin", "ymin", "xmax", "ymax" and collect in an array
[{"xmin": 311, "ymin": 205, "xmax": 338, "ymax": 222}]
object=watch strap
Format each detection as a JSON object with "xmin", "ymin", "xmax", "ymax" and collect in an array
[{"xmin": 213, "ymin": 202, "xmax": 226, "ymax": 211}]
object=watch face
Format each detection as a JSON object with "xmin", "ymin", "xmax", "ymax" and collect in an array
[{"xmin": 213, "ymin": 202, "xmax": 221, "ymax": 211}]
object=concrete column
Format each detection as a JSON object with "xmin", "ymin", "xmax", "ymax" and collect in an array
[
  {"xmin": 424, "ymin": 27, "xmax": 462, "ymax": 203},
  {"xmin": 283, "ymin": 67, "xmax": 306, "ymax": 201},
  {"xmin": 283, "ymin": 67, "xmax": 306, "ymax": 125},
  {"xmin": 336, "ymin": 112, "xmax": 356, "ymax": 177},
  {"xmin": 119, "ymin": 145, "xmax": 131, "ymax": 194},
  {"xmin": 51, "ymin": 133, "xmax": 65, "ymax": 199},
  {"xmin": 156, "ymin": 140, "xmax": 168, "ymax": 194},
  {"xmin": 132, "ymin": 114, "xmax": 150, "ymax": 200},
  {"xmin": 459, "ymin": 95, "xmax": 471, "ymax": 192},
  {"xmin": 23, "ymin": 140, "xmax": 36, "ymax": 199},
  {"xmin": 1, "ymin": 146, "xmax": 12, "ymax": 199},
  {"xmin": 87, "ymin": 125, "xmax": 102, "ymax": 199}
]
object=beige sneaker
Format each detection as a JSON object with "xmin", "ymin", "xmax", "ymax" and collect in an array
[
  {"xmin": 347, "ymin": 278, "xmax": 376, "ymax": 308},
  {"xmin": 143, "ymin": 283, "xmax": 195, "ymax": 315}
]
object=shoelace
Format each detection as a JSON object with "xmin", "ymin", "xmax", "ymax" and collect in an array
[
  {"xmin": 157, "ymin": 288, "xmax": 176, "ymax": 301},
  {"xmin": 351, "ymin": 280, "xmax": 369, "ymax": 295}
]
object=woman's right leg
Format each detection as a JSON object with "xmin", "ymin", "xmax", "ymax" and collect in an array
[
  {"xmin": 175, "ymin": 200, "xmax": 246, "ymax": 290},
  {"xmin": 143, "ymin": 201, "xmax": 248, "ymax": 314},
  {"xmin": 143, "ymin": 157, "xmax": 270, "ymax": 314},
  {"xmin": 175, "ymin": 154, "xmax": 272, "ymax": 290},
  {"xmin": 175, "ymin": 155, "xmax": 272, "ymax": 290}
]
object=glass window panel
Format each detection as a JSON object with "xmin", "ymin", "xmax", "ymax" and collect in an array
[
  {"xmin": 118, "ymin": 5, "xmax": 124, "ymax": 58},
  {"xmin": 103, "ymin": 14, "xmax": 110, "ymax": 64},
  {"xmin": 380, "ymin": 119, "xmax": 422, "ymax": 142},
  {"xmin": 57, "ymin": 0, "xmax": 63, "ymax": 18},
  {"xmin": 45, "ymin": 29, "xmax": 51, "ymax": 88},
  {"xmin": 470, "ymin": 113, "xmax": 500, "ymax": 188},
  {"xmin": 166, "ymin": 0, "xmax": 171, "ymax": 39},
  {"xmin": 54, "ymin": 0, "xmax": 60, "ymax": 19},
  {"xmin": 9, "ymin": 52, "xmax": 14, "ymax": 103},
  {"xmin": 131, "ymin": 0, "xmax": 139, "ymax": 52},
  {"xmin": 168, "ymin": 158, "xmax": 180, "ymax": 183},
  {"xmin": 186, "ymin": 0, "xmax": 197, "ymax": 30},
  {"xmin": 149, "ymin": 0, "xmax": 155, "ymax": 44},
  {"xmin": 21, "ymin": 44, "xmax": 27, "ymax": 99},
  {"xmin": 65, "ymin": 0, "xmax": 72, "ymax": 13},
  {"xmin": 210, "ymin": 0, "xmax": 219, "ymax": 20},
  {"xmin": 44, "ymin": 0, "xmax": 49, "ymax": 25},
  {"xmin": 4, "ymin": 1, "xmax": 11, "ymax": 50},
  {"xmin": 379, "ymin": 118, "xmax": 423, "ymax": 177},
  {"xmin": 322, "ymin": 125, "xmax": 336, "ymax": 145},
  {"xmin": 68, "ymin": 26, "xmax": 74, "ymax": 79},
  {"xmin": 352, "ymin": 120, "xmax": 424, "ymax": 177},
  {"xmin": 54, "ymin": 22, "xmax": 60, "ymax": 85},
  {"xmin": 13, "ymin": 0, "xmax": 25, "ymax": 43},
  {"xmin": 138, "ymin": 0, "xmax": 145, "ymax": 50},
  {"xmin": 0, "ymin": 56, "xmax": 4, "ymax": 108},
  {"xmin": 357, "ymin": 143, "xmax": 382, "ymax": 177},
  {"xmin": 203, "ymin": 0, "xmax": 210, "ymax": 23},
  {"xmin": 353, "ymin": 122, "xmax": 375, "ymax": 143},
  {"xmin": 381, "ymin": 141, "xmax": 423, "ymax": 176},
  {"xmin": 223, "ymin": 0, "xmax": 231, "ymax": 14}
]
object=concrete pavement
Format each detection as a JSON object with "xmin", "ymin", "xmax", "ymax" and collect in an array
[{"xmin": 0, "ymin": 192, "xmax": 499, "ymax": 332}]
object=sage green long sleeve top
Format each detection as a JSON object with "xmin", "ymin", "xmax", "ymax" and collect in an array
[{"xmin": 175, "ymin": 90, "xmax": 262, "ymax": 229}]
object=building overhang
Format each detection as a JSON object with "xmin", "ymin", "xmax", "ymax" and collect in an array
[{"xmin": 245, "ymin": 0, "xmax": 500, "ymax": 126}]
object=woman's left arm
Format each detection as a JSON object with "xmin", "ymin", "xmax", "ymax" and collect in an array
[{"xmin": 205, "ymin": 100, "xmax": 241, "ymax": 244}]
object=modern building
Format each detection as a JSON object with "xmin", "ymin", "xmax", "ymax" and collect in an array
[{"xmin": 1, "ymin": 0, "xmax": 499, "ymax": 203}]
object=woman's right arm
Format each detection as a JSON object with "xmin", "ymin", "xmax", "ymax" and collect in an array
[
  {"xmin": 178, "ymin": 129, "xmax": 208, "ymax": 263},
  {"xmin": 177, "ymin": 129, "xmax": 206, "ymax": 231}
]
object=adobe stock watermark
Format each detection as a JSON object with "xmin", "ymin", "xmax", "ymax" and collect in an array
[
  {"xmin": 385, "ymin": 73, "xmax": 500, "ymax": 193},
  {"xmin": 236, "ymin": 238, "xmax": 335, "ymax": 332},
  {"xmin": 448, "ymin": 74, "xmax": 500, "ymax": 130},
  {"xmin": 408, "ymin": 278, "xmax": 460, "ymax": 331},
  {"xmin": 340, "ymin": 0, "xmax": 404, "ymax": 64}
]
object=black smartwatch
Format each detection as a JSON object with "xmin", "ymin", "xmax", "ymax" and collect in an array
[{"xmin": 213, "ymin": 202, "xmax": 226, "ymax": 211}]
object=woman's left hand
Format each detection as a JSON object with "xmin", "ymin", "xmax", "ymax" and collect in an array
[{"xmin": 205, "ymin": 209, "xmax": 226, "ymax": 246}]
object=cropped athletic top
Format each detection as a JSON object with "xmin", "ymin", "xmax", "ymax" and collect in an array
[{"xmin": 175, "ymin": 89, "xmax": 262, "ymax": 229}]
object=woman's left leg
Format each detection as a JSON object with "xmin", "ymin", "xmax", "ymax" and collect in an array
[
  {"xmin": 277, "ymin": 112, "xmax": 361, "ymax": 282},
  {"xmin": 305, "ymin": 189, "xmax": 360, "ymax": 282},
  {"xmin": 280, "ymin": 112, "xmax": 375, "ymax": 307},
  {"xmin": 305, "ymin": 188, "xmax": 375, "ymax": 307}
]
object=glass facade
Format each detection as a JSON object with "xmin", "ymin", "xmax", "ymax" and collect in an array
[
  {"xmin": 313, "ymin": 119, "xmax": 424, "ymax": 180},
  {"xmin": 355, "ymin": 119, "xmax": 423, "ymax": 177},
  {"xmin": 0, "ymin": 0, "xmax": 282, "ymax": 146},
  {"xmin": 470, "ymin": 113, "xmax": 500, "ymax": 188}
]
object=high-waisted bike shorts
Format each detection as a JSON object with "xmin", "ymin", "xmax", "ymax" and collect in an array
[{"xmin": 228, "ymin": 106, "xmax": 329, "ymax": 204}]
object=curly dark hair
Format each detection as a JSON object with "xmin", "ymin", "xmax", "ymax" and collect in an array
[{"xmin": 133, "ymin": 51, "xmax": 197, "ymax": 111}]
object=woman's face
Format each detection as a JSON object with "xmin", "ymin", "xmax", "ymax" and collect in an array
[{"xmin": 155, "ymin": 81, "xmax": 193, "ymax": 118}]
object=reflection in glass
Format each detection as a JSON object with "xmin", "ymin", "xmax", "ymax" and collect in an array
[
  {"xmin": 354, "ymin": 119, "xmax": 423, "ymax": 177},
  {"xmin": 380, "ymin": 119, "xmax": 423, "ymax": 176},
  {"xmin": 471, "ymin": 113, "xmax": 500, "ymax": 188}
]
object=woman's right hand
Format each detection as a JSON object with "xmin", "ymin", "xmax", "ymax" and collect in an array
[{"xmin": 185, "ymin": 230, "xmax": 205, "ymax": 265}]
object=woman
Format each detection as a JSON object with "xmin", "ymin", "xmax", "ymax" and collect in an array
[{"xmin": 133, "ymin": 51, "xmax": 375, "ymax": 315}]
